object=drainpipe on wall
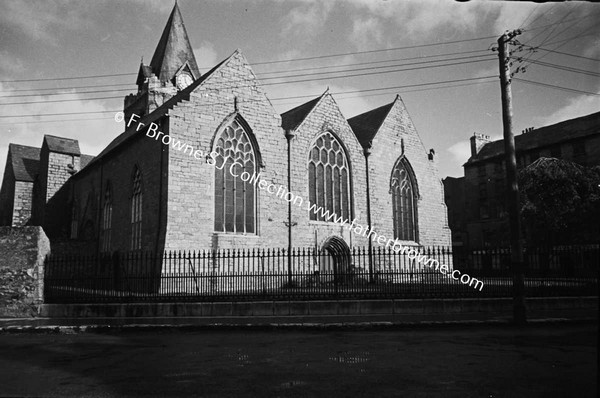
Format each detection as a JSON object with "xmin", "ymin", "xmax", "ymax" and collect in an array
[
  {"xmin": 285, "ymin": 129, "xmax": 295, "ymax": 286},
  {"xmin": 364, "ymin": 145, "xmax": 374, "ymax": 283}
]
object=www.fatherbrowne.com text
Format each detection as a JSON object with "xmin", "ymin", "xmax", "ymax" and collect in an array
[{"xmin": 117, "ymin": 112, "xmax": 484, "ymax": 291}]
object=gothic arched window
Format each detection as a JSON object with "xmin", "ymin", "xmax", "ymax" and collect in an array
[
  {"xmin": 308, "ymin": 132, "xmax": 351, "ymax": 222},
  {"xmin": 391, "ymin": 157, "xmax": 418, "ymax": 241},
  {"xmin": 214, "ymin": 119, "xmax": 256, "ymax": 234},
  {"xmin": 131, "ymin": 167, "xmax": 143, "ymax": 250},
  {"xmin": 101, "ymin": 184, "xmax": 112, "ymax": 253}
]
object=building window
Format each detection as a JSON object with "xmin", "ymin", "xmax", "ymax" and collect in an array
[
  {"xmin": 214, "ymin": 118, "xmax": 256, "ymax": 233},
  {"xmin": 101, "ymin": 185, "xmax": 112, "ymax": 253},
  {"xmin": 131, "ymin": 167, "xmax": 143, "ymax": 250},
  {"xmin": 308, "ymin": 131, "xmax": 351, "ymax": 222},
  {"xmin": 391, "ymin": 157, "xmax": 417, "ymax": 241}
]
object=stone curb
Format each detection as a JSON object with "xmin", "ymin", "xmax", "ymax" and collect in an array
[{"xmin": 0, "ymin": 317, "xmax": 596, "ymax": 334}]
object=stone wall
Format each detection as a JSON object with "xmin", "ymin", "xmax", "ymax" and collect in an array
[
  {"xmin": 70, "ymin": 131, "xmax": 167, "ymax": 254},
  {"xmin": 0, "ymin": 226, "xmax": 50, "ymax": 317},
  {"xmin": 289, "ymin": 93, "xmax": 369, "ymax": 249},
  {"xmin": 368, "ymin": 97, "xmax": 451, "ymax": 247},
  {"xmin": 12, "ymin": 181, "xmax": 34, "ymax": 226},
  {"xmin": 164, "ymin": 50, "xmax": 288, "ymax": 251}
]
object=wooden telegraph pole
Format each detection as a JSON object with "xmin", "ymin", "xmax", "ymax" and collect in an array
[{"xmin": 497, "ymin": 30, "xmax": 527, "ymax": 324}]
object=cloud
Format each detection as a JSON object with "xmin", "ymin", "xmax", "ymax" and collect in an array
[
  {"xmin": 280, "ymin": 1, "xmax": 334, "ymax": 39},
  {"xmin": 535, "ymin": 95, "xmax": 600, "ymax": 128},
  {"xmin": 0, "ymin": 82, "xmax": 123, "ymax": 182},
  {"xmin": 127, "ymin": 0, "xmax": 175, "ymax": 13},
  {"xmin": 194, "ymin": 41, "xmax": 219, "ymax": 72},
  {"xmin": 447, "ymin": 141, "xmax": 471, "ymax": 166},
  {"xmin": 264, "ymin": 80, "xmax": 372, "ymax": 119},
  {"xmin": 0, "ymin": 0, "xmax": 91, "ymax": 44},
  {"xmin": 350, "ymin": 17, "xmax": 384, "ymax": 51},
  {"xmin": 0, "ymin": 51, "xmax": 24, "ymax": 75}
]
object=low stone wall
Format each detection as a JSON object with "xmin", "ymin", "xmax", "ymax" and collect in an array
[
  {"xmin": 0, "ymin": 227, "xmax": 50, "ymax": 317},
  {"xmin": 40, "ymin": 296, "xmax": 598, "ymax": 320}
]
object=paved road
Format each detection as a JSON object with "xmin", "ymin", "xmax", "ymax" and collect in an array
[{"xmin": 0, "ymin": 324, "xmax": 596, "ymax": 397}]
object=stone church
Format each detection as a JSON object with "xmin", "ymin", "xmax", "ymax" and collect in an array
[{"xmin": 0, "ymin": 3, "xmax": 450, "ymax": 257}]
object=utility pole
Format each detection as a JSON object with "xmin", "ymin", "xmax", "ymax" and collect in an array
[{"xmin": 497, "ymin": 30, "xmax": 527, "ymax": 324}]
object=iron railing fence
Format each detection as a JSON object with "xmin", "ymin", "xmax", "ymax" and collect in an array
[{"xmin": 43, "ymin": 245, "xmax": 598, "ymax": 303}]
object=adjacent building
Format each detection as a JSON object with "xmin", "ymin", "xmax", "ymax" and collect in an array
[{"xmin": 445, "ymin": 111, "xmax": 600, "ymax": 248}]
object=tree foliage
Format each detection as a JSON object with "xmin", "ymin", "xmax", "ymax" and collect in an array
[{"xmin": 518, "ymin": 157, "xmax": 600, "ymax": 245}]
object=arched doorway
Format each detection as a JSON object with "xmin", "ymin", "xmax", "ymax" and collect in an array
[{"xmin": 320, "ymin": 236, "xmax": 351, "ymax": 283}]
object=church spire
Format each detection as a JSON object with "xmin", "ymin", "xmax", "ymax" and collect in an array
[{"xmin": 149, "ymin": 2, "xmax": 200, "ymax": 83}]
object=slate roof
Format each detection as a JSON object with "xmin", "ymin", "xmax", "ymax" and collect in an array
[
  {"xmin": 149, "ymin": 2, "xmax": 200, "ymax": 83},
  {"xmin": 280, "ymin": 94, "xmax": 324, "ymax": 132},
  {"xmin": 136, "ymin": 63, "xmax": 154, "ymax": 86},
  {"xmin": 77, "ymin": 52, "xmax": 233, "ymax": 175},
  {"xmin": 347, "ymin": 98, "xmax": 396, "ymax": 149},
  {"xmin": 8, "ymin": 144, "xmax": 40, "ymax": 182},
  {"xmin": 80, "ymin": 154, "xmax": 95, "ymax": 169},
  {"xmin": 466, "ymin": 111, "xmax": 600, "ymax": 165},
  {"xmin": 43, "ymin": 134, "xmax": 81, "ymax": 155},
  {"xmin": 7, "ymin": 141, "xmax": 94, "ymax": 182}
]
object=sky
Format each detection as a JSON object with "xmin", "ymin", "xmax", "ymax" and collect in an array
[{"xmin": 0, "ymin": 0, "xmax": 599, "ymax": 183}]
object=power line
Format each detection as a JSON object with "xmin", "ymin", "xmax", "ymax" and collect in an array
[
  {"xmin": 523, "ymin": 13, "xmax": 596, "ymax": 32},
  {"xmin": 515, "ymin": 58, "xmax": 600, "ymax": 77},
  {"xmin": 250, "ymin": 36, "xmax": 499, "ymax": 65},
  {"xmin": 519, "ymin": 4, "xmax": 541, "ymax": 29},
  {"xmin": 4, "ymin": 83, "xmax": 136, "ymax": 93},
  {"xmin": 0, "ymin": 76, "xmax": 496, "ymax": 119},
  {"xmin": 0, "ymin": 34, "xmax": 500, "ymax": 85},
  {"xmin": 1, "ymin": 55, "xmax": 495, "ymax": 102},
  {"xmin": 0, "ymin": 73, "xmax": 135, "ymax": 83},
  {"xmin": 256, "ymin": 49, "xmax": 490, "ymax": 75},
  {"xmin": 0, "ymin": 87, "xmax": 134, "ymax": 99},
  {"xmin": 3, "ymin": 76, "xmax": 592, "ymax": 122},
  {"xmin": 514, "ymin": 78, "xmax": 600, "ymax": 96},
  {"xmin": 0, "ymin": 95, "xmax": 123, "ymax": 106},
  {"xmin": 0, "ymin": 110, "xmax": 119, "ymax": 119},
  {"xmin": 518, "ymin": 9, "xmax": 576, "ymax": 67},
  {"xmin": 536, "ymin": 47, "xmax": 600, "ymax": 62},
  {"xmin": 521, "ymin": 3, "xmax": 557, "ymax": 30},
  {"xmin": 0, "ymin": 50, "xmax": 490, "ymax": 98},
  {"xmin": 542, "ymin": 26, "xmax": 599, "ymax": 48},
  {"xmin": 259, "ymin": 59, "xmax": 494, "ymax": 87},
  {"xmin": 0, "ymin": 79, "xmax": 500, "ymax": 127}
]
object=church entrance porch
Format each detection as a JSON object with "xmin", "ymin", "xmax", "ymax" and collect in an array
[{"xmin": 317, "ymin": 236, "xmax": 351, "ymax": 286}]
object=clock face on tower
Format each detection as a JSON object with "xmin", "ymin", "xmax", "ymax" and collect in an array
[{"xmin": 176, "ymin": 72, "xmax": 193, "ymax": 90}]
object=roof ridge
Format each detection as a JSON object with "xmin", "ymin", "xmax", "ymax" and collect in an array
[
  {"xmin": 280, "ymin": 90, "xmax": 327, "ymax": 132},
  {"xmin": 347, "ymin": 97, "xmax": 397, "ymax": 149}
]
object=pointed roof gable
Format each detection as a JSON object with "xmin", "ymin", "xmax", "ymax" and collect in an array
[
  {"xmin": 77, "ymin": 51, "xmax": 237, "ymax": 175},
  {"xmin": 281, "ymin": 91, "xmax": 327, "ymax": 132},
  {"xmin": 347, "ymin": 96, "xmax": 397, "ymax": 149},
  {"xmin": 43, "ymin": 135, "xmax": 81, "ymax": 155},
  {"xmin": 149, "ymin": 2, "xmax": 200, "ymax": 83},
  {"xmin": 9, "ymin": 144, "xmax": 40, "ymax": 182}
]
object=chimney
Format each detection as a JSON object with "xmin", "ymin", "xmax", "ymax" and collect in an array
[{"xmin": 470, "ymin": 133, "xmax": 491, "ymax": 157}]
